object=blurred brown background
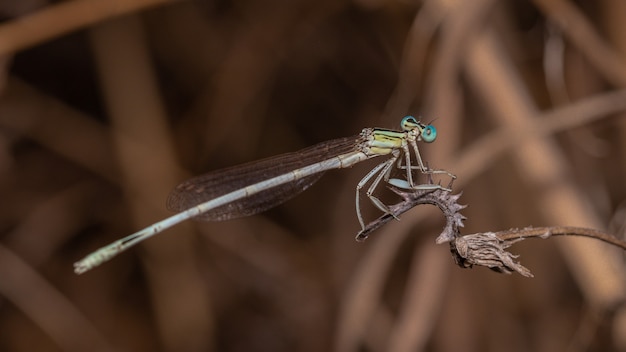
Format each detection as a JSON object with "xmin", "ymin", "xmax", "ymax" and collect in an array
[{"xmin": 1, "ymin": 0, "xmax": 625, "ymax": 351}]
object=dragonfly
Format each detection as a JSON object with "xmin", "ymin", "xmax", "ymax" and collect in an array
[{"xmin": 74, "ymin": 116, "xmax": 455, "ymax": 274}]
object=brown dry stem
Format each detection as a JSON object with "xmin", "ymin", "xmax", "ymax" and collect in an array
[
  {"xmin": 451, "ymin": 227, "xmax": 626, "ymax": 278},
  {"xmin": 361, "ymin": 183, "xmax": 626, "ymax": 279}
]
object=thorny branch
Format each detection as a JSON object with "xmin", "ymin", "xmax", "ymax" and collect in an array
[
  {"xmin": 355, "ymin": 185, "xmax": 466, "ymax": 243},
  {"xmin": 359, "ymin": 184, "xmax": 626, "ymax": 278}
]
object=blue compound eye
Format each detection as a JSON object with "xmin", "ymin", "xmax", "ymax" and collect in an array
[
  {"xmin": 421, "ymin": 125, "xmax": 437, "ymax": 143},
  {"xmin": 400, "ymin": 116, "xmax": 418, "ymax": 131}
]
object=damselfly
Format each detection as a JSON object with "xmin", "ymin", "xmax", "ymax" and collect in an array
[{"xmin": 74, "ymin": 116, "xmax": 455, "ymax": 274}]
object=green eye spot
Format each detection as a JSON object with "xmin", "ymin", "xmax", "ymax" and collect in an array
[
  {"xmin": 400, "ymin": 116, "xmax": 418, "ymax": 131},
  {"xmin": 421, "ymin": 125, "xmax": 437, "ymax": 143}
]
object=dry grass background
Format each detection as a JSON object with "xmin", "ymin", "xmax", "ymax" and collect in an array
[{"xmin": 0, "ymin": 0, "xmax": 625, "ymax": 351}]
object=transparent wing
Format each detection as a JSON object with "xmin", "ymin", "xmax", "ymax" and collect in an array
[{"xmin": 166, "ymin": 135, "xmax": 361, "ymax": 221}]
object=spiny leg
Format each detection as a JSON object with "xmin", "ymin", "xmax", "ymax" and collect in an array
[
  {"xmin": 395, "ymin": 140, "xmax": 456, "ymax": 188},
  {"xmin": 409, "ymin": 139, "xmax": 456, "ymax": 180},
  {"xmin": 355, "ymin": 160, "xmax": 391, "ymax": 230},
  {"xmin": 355, "ymin": 155, "xmax": 397, "ymax": 230},
  {"xmin": 387, "ymin": 177, "xmax": 452, "ymax": 191},
  {"xmin": 364, "ymin": 156, "xmax": 398, "ymax": 216},
  {"xmin": 398, "ymin": 143, "xmax": 414, "ymax": 188}
]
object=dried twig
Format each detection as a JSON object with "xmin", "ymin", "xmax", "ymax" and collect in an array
[
  {"xmin": 451, "ymin": 232, "xmax": 533, "ymax": 277},
  {"xmin": 451, "ymin": 227, "xmax": 626, "ymax": 278},
  {"xmin": 360, "ymin": 184, "xmax": 626, "ymax": 278},
  {"xmin": 355, "ymin": 181, "xmax": 466, "ymax": 244},
  {"xmin": 465, "ymin": 22, "xmax": 626, "ymax": 309}
]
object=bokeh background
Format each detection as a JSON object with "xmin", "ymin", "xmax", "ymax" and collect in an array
[{"xmin": 1, "ymin": 0, "xmax": 626, "ymax": 351}]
